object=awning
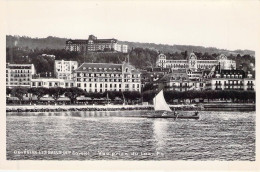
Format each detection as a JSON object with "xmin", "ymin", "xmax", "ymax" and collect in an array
[{"xmin": 77, "ymin": 97, "xmax": 92, "ymax": 100}]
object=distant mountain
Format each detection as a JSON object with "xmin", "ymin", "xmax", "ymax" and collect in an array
[{"xmin": 6, "ymin": 35, "xmax": 255, "ymax": 56}]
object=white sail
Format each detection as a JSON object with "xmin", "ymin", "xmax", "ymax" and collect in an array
[{"xmin": 153, "ymin": 90, "xmax": 172, "ymax": 112}]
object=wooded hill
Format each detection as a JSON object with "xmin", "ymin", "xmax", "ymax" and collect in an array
[
  {"xmin": 7, "ymin": 35, "xmax": 255, "ymax": 56},
  {"xmin": 6, "ymin": 35, "xmax": 255, "ymax": 76}
]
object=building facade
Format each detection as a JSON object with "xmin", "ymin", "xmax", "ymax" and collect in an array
[
  {"xmin": 65, "ymin": 35, "xmax": 128, "ymax": 53},
  {"xmin": 54, "ymin": 60, "xmax": 78, "ymax": 80},
  {"xmin": 6, "ymin": 63, "xmax": 36, "ymax": 88},
  {"xmin": 159, "ymin": 71, "xmax": 205, "ymax": 92},
  {"xmin": 156, "ymin": 53, "xmax": 236, "ymax": 71},
  {"xmin": 74, "ymin": 62, "xmax": 141, "ymax": 92},
  {"xmin": 205, "ymin": 69, "xmax": 255, "ymax": 91}
]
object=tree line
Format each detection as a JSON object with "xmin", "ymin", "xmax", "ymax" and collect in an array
[
  {"xmin": 142, "ymin": 90, "xmax": 255, "ymax": 103},
  {"xmin": 6, "ymin": 46, "xmax": 255, "ymax": 75},
  {"xmin": 7, "ymin": 87, "xmax": 256, "ymax": 105},
  {"xmin": 6, "ymin": 87, "xmax": 141, "ymax": 104}
]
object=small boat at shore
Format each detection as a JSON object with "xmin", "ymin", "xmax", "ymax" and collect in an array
[{"xmin": 149, "ymin": 90, "xmax": 199, "ymax": 120}]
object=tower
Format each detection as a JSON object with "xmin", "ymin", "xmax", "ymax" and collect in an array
[{"xmin": 188, "ymin": 52, "xmax": 198, "ymax": 71}]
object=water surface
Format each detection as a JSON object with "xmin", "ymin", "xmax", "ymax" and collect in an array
[{"xmin": 6, "ymin": 111, "xmax": 255, "ymax": 160}]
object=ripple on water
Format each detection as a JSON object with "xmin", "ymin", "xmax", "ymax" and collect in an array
[{"xmin": 6, "ymin": 111, "xmax": 255, "ymax": 160}]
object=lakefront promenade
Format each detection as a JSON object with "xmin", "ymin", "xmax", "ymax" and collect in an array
[{"xmin": 6, "ymin": 103, "xmax": 255, "ymax": 112}]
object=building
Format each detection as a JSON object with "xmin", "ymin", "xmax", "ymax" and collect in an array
[
  {"xmin": 205, "ymin": 68, "xmax": 255, "ymax": 91},
  {"xmin": 6, "ymin": 63, "xmax": 36, "ymax": 88},
  {"xmin": 54, "ymin": 60, "xmax": 78, "ymax": 80},
  {"xmin": 140, "ymin": 67, "xmax": 171, "ymax": 88},
  {"xmin": 156, "ymin": 53, "xmax": 236, "ymax": 71},
  {"xmin": 74, "ymin": 62, "xmax": 141, "ymax": 92},
  {"xmin": 65, "ymin": 35, "xmax": 128, "ymax": 53},
  {"xmin": 159, "ymin": 70, "xmax": 205, "ymax": 92}
]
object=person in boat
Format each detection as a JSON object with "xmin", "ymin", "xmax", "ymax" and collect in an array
[
  {"xmin": 173, "ymin": 108, "xmax": 178, "ymax": 116},
  {"xmin": 194, "ymin": 110, "xmax": 199, "ymax": 116},
  {"xmin": 162, "ymin": 111, "xmax": 168, "ymax": 116}
]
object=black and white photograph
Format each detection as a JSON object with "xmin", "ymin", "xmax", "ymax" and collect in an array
[{"xmin": 1, "ymin": 0, "xmax": 259, "ymax": 170}]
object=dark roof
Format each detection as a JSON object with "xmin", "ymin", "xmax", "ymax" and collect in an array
[
  {"xmin": 7, "ymin": 64, "xmax": 33, "ymax": 69},
  {"xmin": 93, "ymin": 39, "xmax": 117, "ymax": 43},
  {"xmin": 159, "ymin": 71, "xmax": 189, "ymax": 83},
  {"xmin": 75, "ymin": 63, "xmax": 122, "ymax": 72},
  {"xmin": 66, "ymin": 39, "xmax": 88, "ymax": 44},
  {"xmin": 146, "ymin": 67, "xmax": 171, "ymax": 72},
  {"xmin": 66, "ymin": 38, "xmax": 118, "ymax": 44}
]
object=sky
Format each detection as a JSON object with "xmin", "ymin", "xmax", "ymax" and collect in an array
[{"xmin": 3, "ymin": 0, "xmax": 260, "ymax": 51}]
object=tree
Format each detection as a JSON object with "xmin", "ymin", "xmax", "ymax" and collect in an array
[
  {"xmin": 6, "ymin": 87, "xmax": 12, "ymax": 103},
  {"xmin": 48, "ymin": 87, "xmax": 66, "ymax": 103},
  {"xmin": 28, "ymin": 87, "xmax": 48, "ymax": 101},
  {"xmin": 142, "ymin": 83, "xmax": 156, "ymax": 92},
  {"xmin": 6, "ymin": 87, "xmax": 11, "ymax": 96},
  {"xmin": 123, "ymin": 91, "xmax": 141, "ymax": 104},
  {"xmin": 11, "ymin": 87, "xmax": 28, "ymax": 104},
  {"xmin": 64, "ymin": 87, "xmax": 85, "ymax": 104}
]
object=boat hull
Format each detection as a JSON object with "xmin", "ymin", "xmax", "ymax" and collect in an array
[
  {"xmin": 145, "ymin": 111, "xmax": 199, "ymax": 119},
  {"xmin": 147, "ymin": 115, "xmax": 199, "ymax": 119}
]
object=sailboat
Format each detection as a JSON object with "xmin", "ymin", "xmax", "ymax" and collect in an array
[{"xmin": 148, "ymin": 90, "xmax": 199, "ymax": 119}]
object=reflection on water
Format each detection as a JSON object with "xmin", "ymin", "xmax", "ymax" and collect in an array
[
  {"xmin": 153, "ymin": 120, "xmax": 170, "ymax": 152},
  {"xmin": 6, "ymin": 111, "xmax": 255, "ymax": 160}
]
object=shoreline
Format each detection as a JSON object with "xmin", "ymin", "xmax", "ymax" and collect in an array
[{"xmin": 6, "ymin": 103, "xmax": 255, "ymax": 112}]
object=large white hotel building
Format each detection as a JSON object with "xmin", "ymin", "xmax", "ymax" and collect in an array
[
  {"xmin": 74, "ymin": 62, "xmax": 141, "ymax": 92},
  {"xmin": 156, "ymin": 53, "xmax": 236, "ymax": 71},
  {"xmin": 27, "ymin": 60, "xmax": 141, "ymax": 92},
  {"xmin": 65, "ymin": 35, "xmax": 128, "ymax": 53}
]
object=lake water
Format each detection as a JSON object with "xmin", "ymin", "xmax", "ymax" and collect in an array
[{"xmin": 6, "ymin": 111, "xmax": 255, "ymax": 160}]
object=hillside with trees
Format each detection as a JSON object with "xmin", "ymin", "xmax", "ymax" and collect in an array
[
  {"xmin": 6, "ymin": 35, "xmax": 255, "ymax": 76},
  {"xmin": 7, "ymin": 35, "xmax": 255, "ymax": 56},
  {"xmin": 6, "ymin": 46, "xmax": 255, "ymax": 76}
]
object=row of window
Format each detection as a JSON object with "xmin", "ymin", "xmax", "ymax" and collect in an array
[
  {"xmin": 8, "ymin": 74, "xmax": 31, "ymax": 77},
  {"xmin": 8, "ymin": 82, "xmax": 30, "ymax": 85},
  {"xmin": 7, "ymin": 69, "xmax": 32, "ymax": 73},
  {"xmin": 215, "ymin": 80, "xmax": 243, "ymax": 84},
  {"xmin": 77, "ymin": 78, "xmax": 140, "ymax": 82},
  {"xmin": 77, "ymin": 73, "xmax": 140, "ymax": 78},
  {"xmin": 77, "ymin": 83, "xmax": 140, "ymax": 89},
  {"xmin": 82, "ymin": 88, "xmax": 139, "ymax": 93},
  {"xmin": 32, "ymin": 82, "xmax": 74, "ymax": 87},
  {"xmin": 8, "ymin": 78, "xmax": 30, "ymax": 81},
  {"xmin": 220, "ymin": 74, "xmax": 243, "ymax": 78}
]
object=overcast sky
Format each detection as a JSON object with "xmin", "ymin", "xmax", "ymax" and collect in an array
[{"xmin": 4, "ymin": 0, "xmax": 260, "ymax": 51}]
